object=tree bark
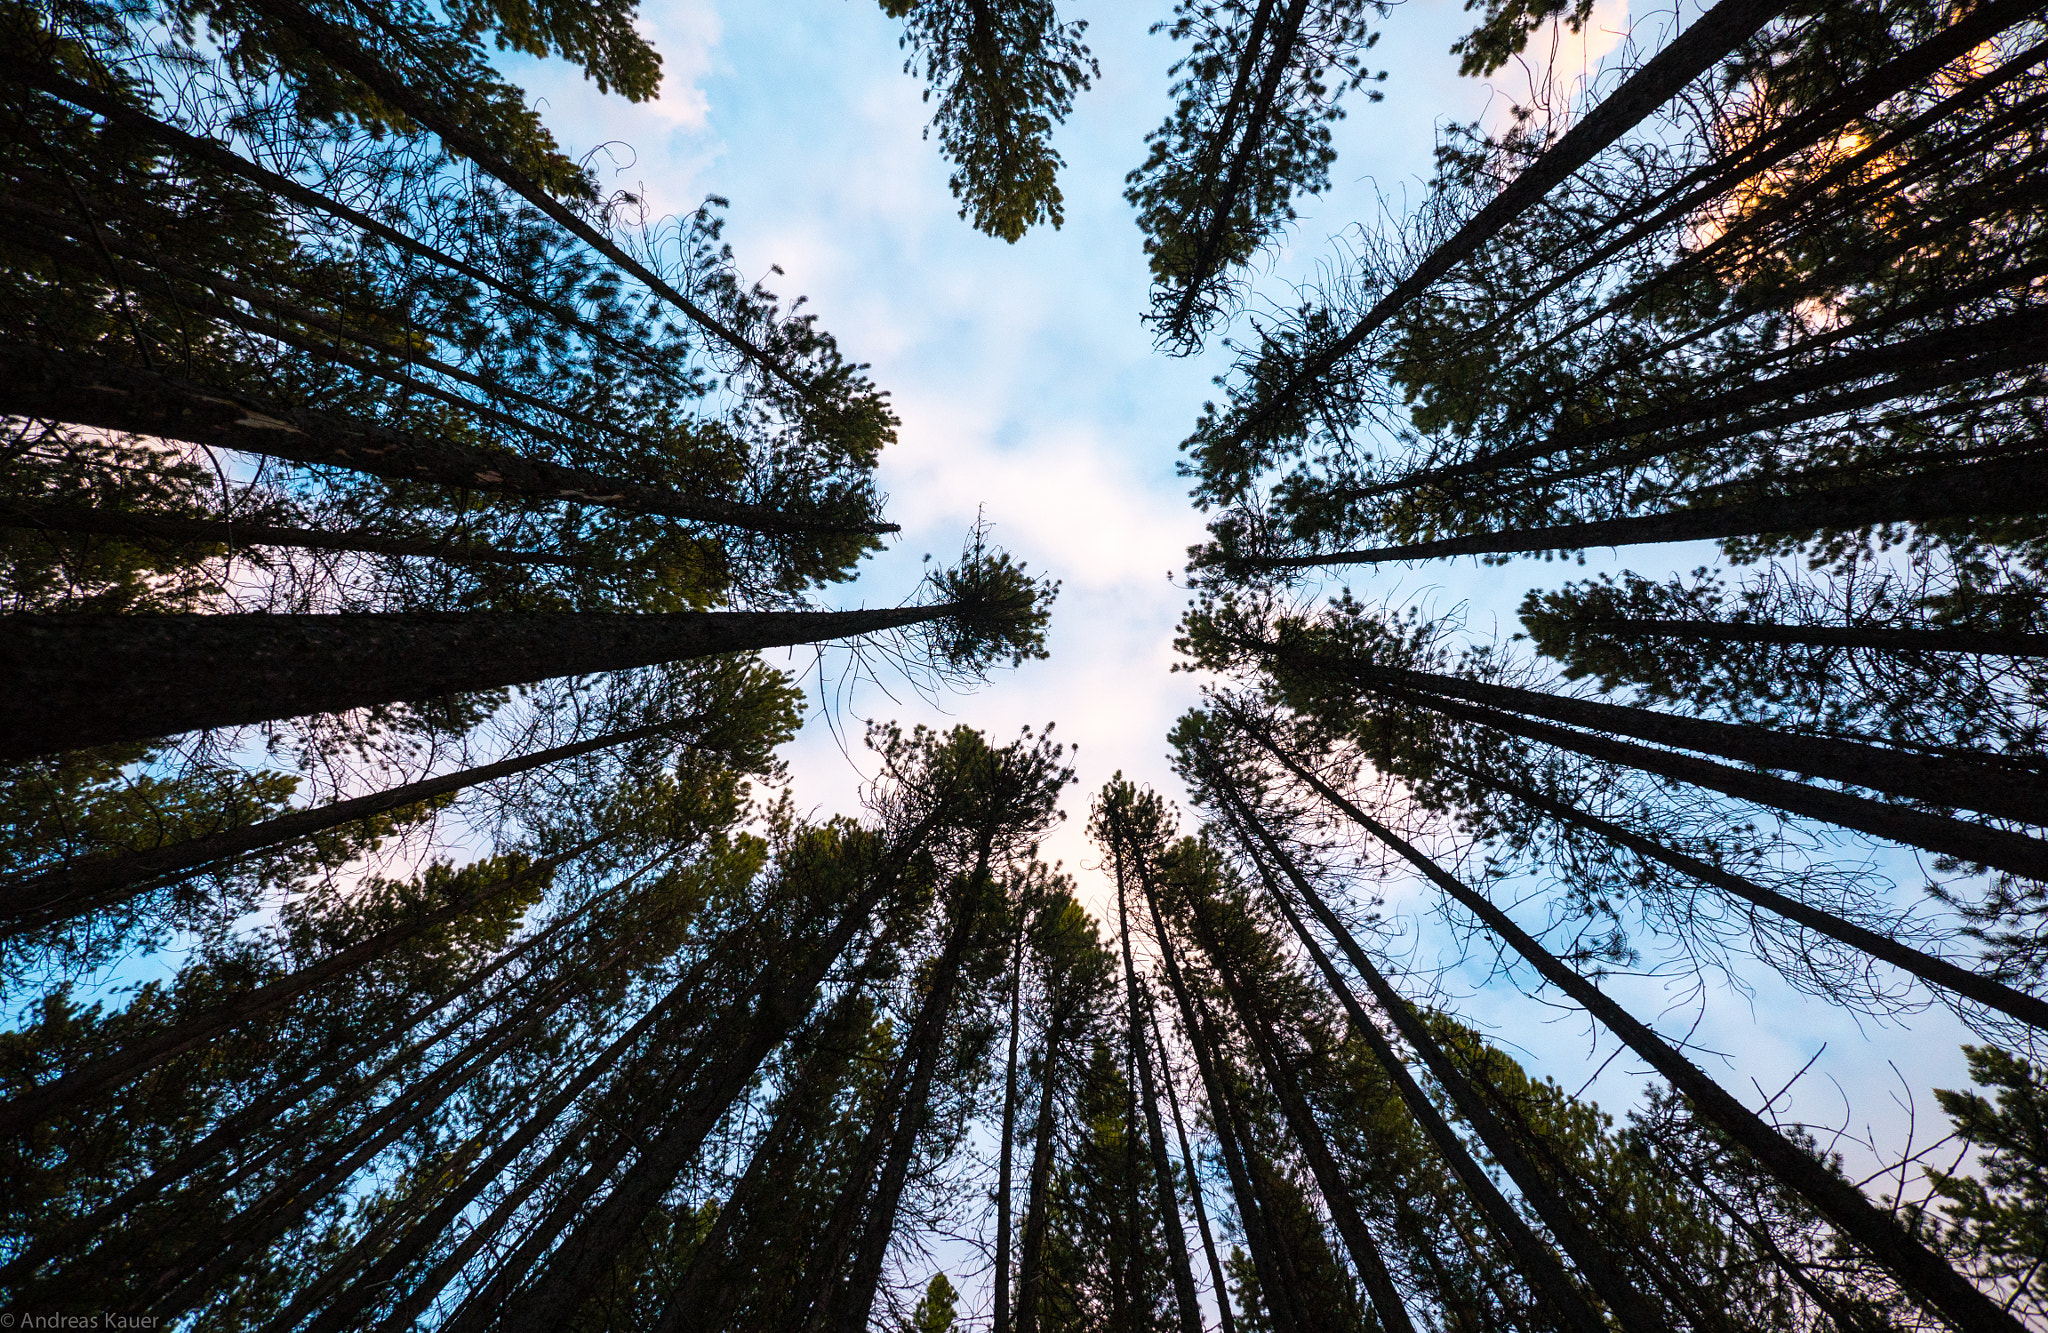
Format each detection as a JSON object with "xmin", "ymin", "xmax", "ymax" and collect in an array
[
  {"xmin": 1462, "ymin": 764, "xmax": 2048, "ymax": 1030},
  {"xmin": 1260, "ymin": 637, "xmax": 2048, "ymax": 828},
  {"xmin": 1225, "ymin": 0, "xmax": 1786, "ymax": 454},
  {"xmin": 1289, "ymin": 759, "xmax": 2026, "ymax": 1333},
  {"xmin": 1268, "ymin": 453, "xmax": 2048, "ymax": 574},
  {"xmin": 1145, "ymin": 997, "xmax": 1239, "ymax": 1333},
  {"xmin": 1112, "ymin": 843, "xmax": 1205, "ymax": 1333},
  {"xmin": 0, "ymin": 344, "xmax": 891, "ymax": 538},
  {"xmin": 0, "ymin": 500, "xmax": 590, "ymax": 567},
  {"xmin": 0, "ymin": 841, "xmax": 587, "ymax": 1140},
  {"xmin": 1, "ymin": 602, "xmax": 955, "ymax": 760},
  {"xmin": 1568, "ymin": 615, "xmax": 2048, "ymax": 658},
  {"xmin": 2, "ymin": 720, "xmax": 684, "ymax": 931},
  {"xmin": 1179, "ymin": 888, "xmax": 1421, "ymax": 1333}
]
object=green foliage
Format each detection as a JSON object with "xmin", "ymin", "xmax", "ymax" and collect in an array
[
  {"xmin": 883, "ymin": 0, "xmax": 1097, "ymax": 242},
  {"xmin": 1449, "ymin": 0, "xmax": 1596, "ymax": 77},
  {"xmin": 1924, "ymin": 1046, "xmax": 2048, "ymax": 1321},
  {"xmin": 905, "ymin": 1271, "xmax": 961, "ymax": 1333},
  {"xmin": 1126, "ymin": 0, "xmax": 1385, "ymax": 350}
]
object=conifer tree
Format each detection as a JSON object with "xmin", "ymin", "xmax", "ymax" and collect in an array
[{"xmin": 881, "ymin": 0, "xmax": 1098, "ymax": 242}]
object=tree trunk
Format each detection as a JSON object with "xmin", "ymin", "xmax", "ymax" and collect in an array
[
  {"xmin": 831, "ymin": 866, "xmax": 991, "ymax": 1333},
  {"xmin": 2, "ymin": 873, "xmax": 620, "ymax": 1290},
  {"xmin": 1406, "ymin": 0, "xmax": 2047, "ymax": 418},
  {"xmin": 1113, "ymin": 846, "xmax": 1205, "ymax": 1333},
  {"xmin": 143, "ymin": 969, "xmax": 583, "ymax": 1319},
  {"xmin": 0, "ymin": 603, "xmax": 956, "ymax": 760},
  {"xmin": 1196, "ymin": 1010, "xmax": 1321, "ymax": 1333},
  {"xmin": 501, "ymin": 884, "xmax": 898, "ymax": 1333},
  {"xmin": 0, "ymin": 345, "xmax": 887, "ymax": 537},
  {"xmin": 240, "ymin": 0, "xmax": 804, "ymax": 397},
  {"xmin": 292, "ymin": 903, "xmax": 746, "ymax": 1333},
  {"xmin": 0, "ymin": 842, "xmax": 588, "ymax": 1140},
  {"xmin": 1273, "ymin": 453, "xmax": 2048, "ymax": 572},
  {"xmin": 1162, "ymin": 0, "xmax": 1308, "ymax": 338},
  {"xmin": 1378, "ymin": 684, "xmax": 2048, "ymax": 882},
  {"xmin": 996, "ymin": 909, "xmax": 1027, "ymax": 1333},
  {"xmin": 1256, "ymin": 636, "xmax": 2048, "ymax": 827},
  {"xmin": 1201, "ymin": 748, "xmax": 1646, "ymax": 1333},
  {"xmin": 1182, "ymin": 892, "xmax": 1421, "ymax": 1333},
  {"xmin": 1464, "ymin": 764, "xmax": 2048, "ymax": 1029},
  {"xmin": 0, "ymin": 500, "xmax": 591, "ymax": 567},
  {"xmin": 1290, "ymin": 758, "xmax": 2026, "ymax": 1333},
  {"xmin": 6, "ymin": 61, "xmax": 660, "ymax": 372},
  {"xmin": 1138, "ymin": 861, "xmax": 1300, "ymax": 1333},
  {"xmin": 654, "ymin": 998, "xmax": 870, "ymax": 1333},
  {"xmin": 3, "ymin": 720, "xmax": 684, "ymax": 931},
  {"xmin": 1015, "ymin": 1009, "xmax": 1067, "ymax": 1333},
  {"xmin": 1226, "ymin": 0, "xmax": 1785, "ymax": 454},
  {"xmin": 1145, "ymin": 998, "xmax": 1239, "ymax": 1333},
  {"xmin": 1568, "ymin": 615, "xmax": 2048, "ymax": 658}
]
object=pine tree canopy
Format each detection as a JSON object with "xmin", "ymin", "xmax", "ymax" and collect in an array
[{"xmin": 11, "ymin": 0, "xmax": 2048, "ymax": 1328}]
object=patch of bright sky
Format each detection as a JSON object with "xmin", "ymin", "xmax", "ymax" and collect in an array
[{"xmin": 502, "ymin": 0, "xmax": 1984, "ymax": 1207}]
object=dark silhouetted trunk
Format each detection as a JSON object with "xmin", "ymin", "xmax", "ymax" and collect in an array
[
  {"xmin": 1276, "ymin": 452, "xmax": 2048, "ymax": 572},
  {"xmin": 1375, "ymin": 686, "xmax": 2048, "ymax": 881},
  {"xmin": 1113, "ymin": 849, "xmax": 1204, "ymax": 1333},
  {"xmin": 0, "ymin": 843, "xmax": 588, "ymax": 1140},
  {"xmin": 2, "ymin": 603, "xmax": 957, "ymax": 760},
  {"xmin": 1250, "ymin": 635, "xmax": 2048, "ymax": 825},
  {"xmin": 1181, "ymin": 891, "xmax": 1421, "ymax": 1333},
  {"xmin": 1137, "ymin": 861, "xmax": 1300, "ymax": 1333},
  {"xmin": 1198, "ymin": 738, "xmax": 1648, "ymax": 1333},
  {"xmin": 0, "ymin": 345, "xmax": 882, "ymax": 535},
  {"xmin": 1564, "ymin": 615, "xmax": 2048, "ymax": 657},
  {"xmin": 1462, "ymin": 764, "xmax": 2048, "ymax": 1029},
  {"xmin": 996, "ymin": 910, "xmax": 1026, "ymax": 1333},
  {"xmin": 0, "ymin": 500, "xmax": 590, "ymax": 566},
  {"xmin": 831, "ymin": 868, "xmax": 991, "ymax": 1333},
  {"xmin": 3, "ymin": 721, "xmax": 683, "ymax": 931},
  {"xmin": 1231, "ymin": 0, "xmax": 1785, "ymax": 447},
  {"xmin": 1282, "ymin": 751, "xmax": 2025, "ymax": 1333},
  {"xmin": 1145, "ymin": 998, "xmax": 1239, "ymax": 1333}
]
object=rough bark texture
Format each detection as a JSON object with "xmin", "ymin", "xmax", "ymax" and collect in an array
[
  {"xmin": 0, "ymin": 500, "xmax": 589, "ymax": 565},
  {"xmin": 1377, "ymin": 685, "xmax": 2048, "ymax": 882},
  {"xmin": 1228, "ymin": 0, "xmax": 1785, "ymax": 449},
  {"xmin": 0, "ymin": 345, "xmax": 891, "ymax": 536},
  {"xmin": 1464, "ymin": 765, "xmax": 2048, "ymax": 1030},
  {"xmin": 1295, "ymin": 761, "xmax": 2027, "ymax": 1333},
  {"xmin": 1, "ymin": 603, "xmax": 951, "ymax": 759},
  {"xmin": 2, "ymin": 719, "xmax": 680, "ymax": 929},
  {"xmin": 1277, "ymin": 454, "xmax": 2048, "ymax": 569}
]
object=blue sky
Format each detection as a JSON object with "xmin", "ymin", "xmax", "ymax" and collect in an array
[{"xmin": 504, "ymin": 0, "xmax": 1987, "ymax": 1198}]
